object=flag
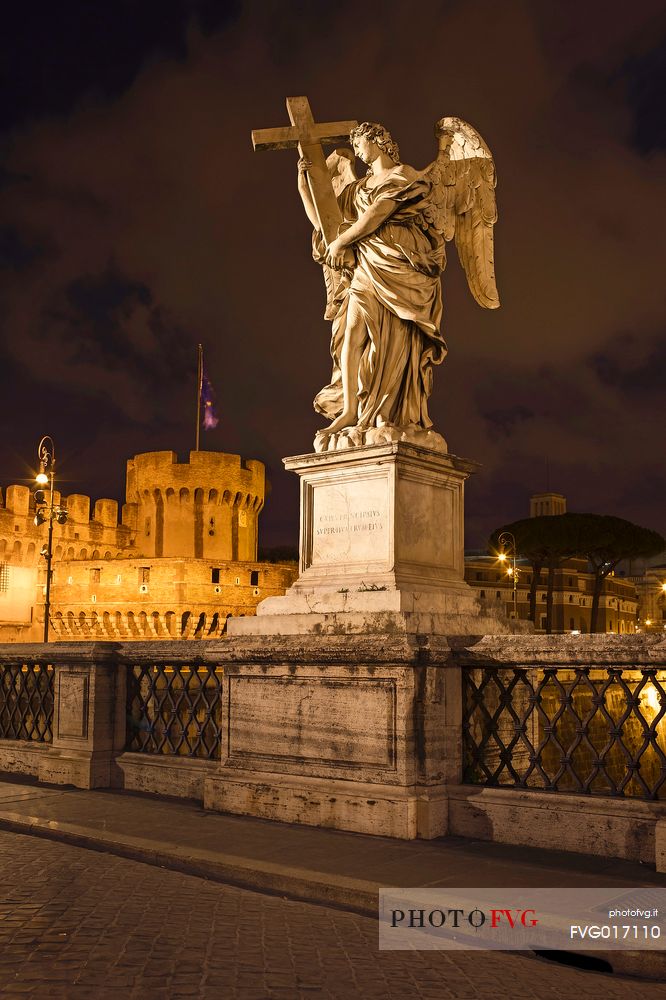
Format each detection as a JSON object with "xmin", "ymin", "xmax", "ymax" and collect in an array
[{"xmin": 200, "ymin": 369, "xmax": 219, "ymax": 429}]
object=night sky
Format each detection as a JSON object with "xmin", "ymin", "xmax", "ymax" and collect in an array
[{"xmin": 1, "ymin": 0, "xmax": 664, "ymax": 549}]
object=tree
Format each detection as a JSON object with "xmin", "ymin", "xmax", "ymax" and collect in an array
[
  {"xmin": 490, "ymin": 514, "xmax": 665, "ymax": 634},
  {"xmin": 489, "ymin": 516, "xmax": 585, "ymax": 633},
  {"xmin": 572, "ymin": 515, "xmax": 664, "ymax": 632}
]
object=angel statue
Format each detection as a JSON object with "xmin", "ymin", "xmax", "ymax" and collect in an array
[{"xmin": 292, "ymin": 117, "xmax": 499, "ymax": 453}]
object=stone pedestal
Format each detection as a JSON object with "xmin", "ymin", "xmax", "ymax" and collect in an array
[{"xmin": 230, "ymin": 442, "xmax": 510, "ymax": 638}]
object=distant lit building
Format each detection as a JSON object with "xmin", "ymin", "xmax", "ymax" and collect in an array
[
  {"xmin": 618, "ymin": 554, "xmax": 666, "ymax": 633},
  {"xmin": 465, "ymin": 493, "xmax": 639, "ymax": 633},
  {"xmin": 0, "ymin": 451, "xmax": 297, "ymax": 642}
]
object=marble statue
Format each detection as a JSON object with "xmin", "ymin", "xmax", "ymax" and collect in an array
[{"xmin": 252, "ymin": 100, "xmax": 499, "ymax": 453}]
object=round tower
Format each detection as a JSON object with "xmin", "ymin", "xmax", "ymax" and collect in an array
[{"xmin": 125, "ymin": 451, "xmax": 265, "ymax": 561}]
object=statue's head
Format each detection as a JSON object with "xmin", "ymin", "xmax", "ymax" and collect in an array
[{"xmin": 349, "ymin": 122, "xmax": 400, "ymax": 167}]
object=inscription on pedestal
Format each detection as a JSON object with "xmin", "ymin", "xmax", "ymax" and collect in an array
[
  {"xmin": 57, "ymin": 672, "xmax": 88, "ymax": 740},
  {"xmin": 311, "ymin": 478, "xmax": 388, "ymax": 565}
]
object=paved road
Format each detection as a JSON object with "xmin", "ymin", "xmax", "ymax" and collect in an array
[{"xmin": 0, "ymin": 832, "xmax": 666, "ymax": 1000}]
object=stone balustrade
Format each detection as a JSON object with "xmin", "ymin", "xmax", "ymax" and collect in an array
[{"xmin": 1, "ymin": 634, "xmax": 666, "ymax": 868}]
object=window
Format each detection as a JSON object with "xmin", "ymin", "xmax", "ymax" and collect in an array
[
  {"xmin": 0, "ymin": 563, "xmax": 8, "ymax": 593},
  {"xmin": 475, "ymin": 572, "xmax": 482, "ymax": 581},
  {"xmin": 568, "ymin": 595, "xmax": 573, "ymax": 603},
  {"xmin": 250, "ymin": 570, "xmax": 259, "ymax": 586},
  {"xmin": 145, "ymin": 517, "xmax": 151, "ymax": 536},
  {"xmin": 568, "ymin": 577, "xmax": 573, "ymax": 587},
  {"xmin": 480, "ymin": 590, "xmax": 486, "ymax": 599},
  {"xmin": 90, "ymin": 568, "xmax": 101, "ymax": 584},
  {"xmin": 211, "ymin": 568, "xmax": 221, "ymax": 584},
  {"xmin": 495, "ymin": 591, "xmax": 501, "ymax": 599},
  {"xmin": 139, "ymin": 567, "xmax": 150, "ymax": 585}
]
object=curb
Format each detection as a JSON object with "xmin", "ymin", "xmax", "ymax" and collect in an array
[{"xmin": 0, "ymin": 811, "xmax": 379, "ymax": 917}]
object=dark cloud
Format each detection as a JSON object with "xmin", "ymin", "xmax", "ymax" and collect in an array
[
  {"xmin": 588, "ymin": 332, "xmax": 666, "ymax": 396},
  {"xmin": 0, "ymin": 225, "xmax": 46, "ymax": 270},
  {"xmin": 0, "ymin": 0, "xmax": 664, "ymax": 548},
  {"xmin": 612, "ymin": 28, "xmax": 666, "ymax": 153},
  {"xmin": 0, "ymin": 1, "xmax": 240, "ymax": 131},
  {"xmin": 481, "ymin": 405, "xmax": 535, "ymax": 441}
]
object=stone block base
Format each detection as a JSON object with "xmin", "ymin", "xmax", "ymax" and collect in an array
[
  {"xmin": 448, "ymin": 785, "xmax": 666, "ymax": 865},
  {"xmin": 113, "ymin": 753, "xmax": 216, "ymax": 801},
  {"xmin": 38, "ymin": 749, "xmax": 112, "ymax": 789},
  {"xmin": 204, "ymin": 768, "xmax": 448, "ymax": 840},
  {"xmin": 0, "ymin": 740, "xmax": 45, "ymax": 779},
  {"xmin": 230, "ymin": 587, "xmax": 518, "ymax": 637}
]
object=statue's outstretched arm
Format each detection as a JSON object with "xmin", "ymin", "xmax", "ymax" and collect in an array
[{"xmin": 297, "ymin": 157, "xmax": 319, "ymax": 229}]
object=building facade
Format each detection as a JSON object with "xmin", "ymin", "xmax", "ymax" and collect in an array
[
  {"xmin": 464, "ymin": 493, "xmax": 639, "ymax": 633},
  {"xmin": 620, "ymin": 556, "xmax": 666, "ymax": 633},
  {"xmin": 0, "ymin": 450, "xmax": 297, "ymax": 641}
]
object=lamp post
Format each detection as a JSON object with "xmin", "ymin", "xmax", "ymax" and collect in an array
[
  {"xmin": 498, "ymin": 530, "xmax": 518, "ymax": 619},
  {"xmin": 34, "ymin": 436, "xmax": 68, "ymax": 642}
]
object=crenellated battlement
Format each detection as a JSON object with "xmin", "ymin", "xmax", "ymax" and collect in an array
[
  {"xmin": 0, "ymin": 483, "xmax": 126, "ymax": 531},
  {"xmin": 125, "ymin": 451, "xmax": 265, "ymax": 561},
  {"xmin": 126, "ymin": 451, "xmax": 264, "ymax": 504}
]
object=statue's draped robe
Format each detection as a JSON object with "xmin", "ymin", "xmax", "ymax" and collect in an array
[{"xmin": 313, "ymin": 165, "xmax": 447, "ymax": 430}]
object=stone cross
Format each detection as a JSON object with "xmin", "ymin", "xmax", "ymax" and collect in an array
[{"xmin": 252, "ymin": 96, "xmax": 357, "ymax": 244}]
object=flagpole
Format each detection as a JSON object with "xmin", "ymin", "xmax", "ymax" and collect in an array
[{"xmin": 195, "ymin": 343, "xmax": 203, "ymax": 451}]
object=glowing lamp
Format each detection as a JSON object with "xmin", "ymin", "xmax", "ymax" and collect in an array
[{"xmin": 35, "ymin": 472, "xmax": 48, "ymax": 485}]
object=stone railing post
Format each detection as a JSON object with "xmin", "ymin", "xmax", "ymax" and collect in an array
[{"xmin": 39, "ymin": 642, "xmax": 124, "ymax": 789}]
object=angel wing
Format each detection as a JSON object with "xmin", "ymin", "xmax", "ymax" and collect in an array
[{"xmin": 424, "ymin": 117, "xmax": 499, "ymax": 309}]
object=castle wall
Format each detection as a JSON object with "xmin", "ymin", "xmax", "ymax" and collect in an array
[
  {"xmin": 48, "ymin": 557, "xmax": 297, "ymax": 640},
  {"xmin": 1, "ymin": 448, "xmax": 290, "ymax": 642},
  {"xmin": 126, "ymin": 451, "xmax": 264, "ymax": 562}
]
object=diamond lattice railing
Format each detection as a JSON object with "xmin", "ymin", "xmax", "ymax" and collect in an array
[
  {"xmin": 462, "ymin": 666, "xmax": 666, "ymax": 800},
  {"xmin": 125, "ymin": 663, "xmax": 224, "ymax": 759},
  {"xmin": 0, "ymin": 663, "xmax": 54, "ymax": 743}
]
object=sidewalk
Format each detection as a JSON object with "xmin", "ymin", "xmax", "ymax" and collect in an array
[{"xmin": 1, "ymin": 777, "xmax": 665, "ymax": 980}]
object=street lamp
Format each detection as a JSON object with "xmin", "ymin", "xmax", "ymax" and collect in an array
[
  {"xmin": 34, "ymin": 436, "xmax": 68, "ymax": 642},
  {"xmin": 497, "ymin": 530, "xmax": 518, "ymax": 619}
]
